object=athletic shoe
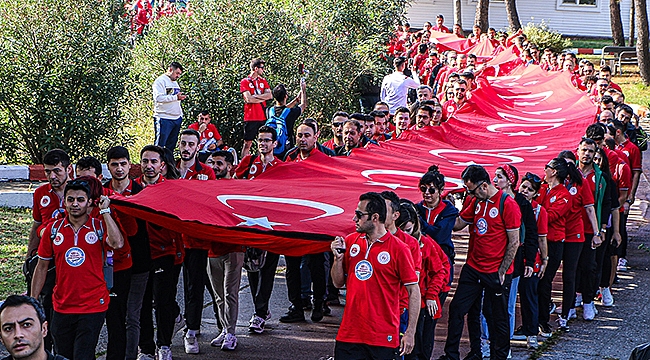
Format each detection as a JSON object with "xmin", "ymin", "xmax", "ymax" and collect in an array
[
  {"xmin": 574, "ymin": 293, "xmax": 583, "ymax": 307},
  {"xmin": 555, "ymin": 305, "xmax": 562, "ymax": 315},
  {"xmin": 567, "ymin": 308, "xmax": 577, "ymax": 320},
  {"xmin": 507, "ymin": 350, "xmax": 512, "ymax": 359},
  {"xmin": 556, "ymin": 316, "xmax": 569, "ymax": 331},
  {"xmin": 248, "ymin": 315, "xmax": 265, "ymax": 334},
  {"xmin": 617, "ymin": 258, "xmax": 628, "ymax": 272},
  {"xmin": 601, "ymin": 287, "xmax": 614, "ymax": 306},
  {"xmin": 539, "ymin": 323, "xmax": 553, "ymax": 338},
  {"xmin": 158, "ymin": 347, "xmax": 172, "ymax": 360},
  {"xmin": 301, "ymin": 297, "xmax": 313, "ymax": 310},
  {"xmin": 311, "ymin": 302, "xmax": 324, "ymax": 322},
  {"xmin": 210, "ymin": 329, "xmax": 227, "ymax": 347},
  {"xmin": 280, "ymin": 309, "xmax": 306, "ymax": 323},
  {"xmin": 221, "ymin": 333, "xmax": 237, "ymax": 351},
  {"xmin": 265, "ymin": 311, "xmax": 272, "ymax": 321},
  {"xmin": 184, "ymin": 333, "xmax": 199, "ymax": 354},
  {"xmin": 512, "ymin": 325, "xmax": 526, "ymax": 340},
  {"xmin": 173, "ymin": 314, "xmax": 186, "ymax": 336},
  {"xmin": 549, "ymin": 302, "xmax": 557, "ymax": 315},
  {"xmin": 137, "ymin": 353, "xmax": 155, "ymax": 360},
  {"xmin": 583, "ymin": 302, "xmax": 596, "ymax": 321},
  {"xmin": 527, "ymin": 335, "xmax": 539, "ymax": 349},
  {"xmin": 481, "ymin": 339, "xmax": 490, "ymax": 358}
]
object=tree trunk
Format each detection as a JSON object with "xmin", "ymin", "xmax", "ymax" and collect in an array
[
  {"xmin": 454, "ymin": 0, "xmax": 462, "ymax": 29},
  {"xmin": 504, "ymin": 0, "xmax": 522, "ymax": 31},
  {"xmin": 610, "ymin": 0, "xmax": 625, "ymax": 45},
  {"xmin": 629, "ymin": 0, "xmax": 636, "ymax": 46},
  {"xmin": 475, "ymin": 0, "xmax": 490, "ymax": 33},
  {"xmin": 636, "ymin": 0, "xmax": 650, "ymax": 85}
]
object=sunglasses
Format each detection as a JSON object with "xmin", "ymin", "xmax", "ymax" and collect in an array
[
  {"xmin": 354, "ymin": 210, "xmax": 370, "ymax": 219},
  {"xmin": 332, "ymin": 122, "xmax": 344, "ymax": 127},
  {"xmin": 419, "ymin": 185, "xmax": 438, "ymax": 194},
  {"xmin": 524, "ymin": 172, "xmax": 542, "ymax": 185},
  {"xmin": 465, "ymin": 180, "xmax": 485, "ymax": 196},
  {"xmin": 545, "ymin": 164, "xmax": 556, "ymax": 170}
]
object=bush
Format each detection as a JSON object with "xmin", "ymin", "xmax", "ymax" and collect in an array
[
  {"xmin": 0, "ymin": 0, "xmax": 132, "ymax": 164},
  {"xmin": 126, "ymin": 0, "xmax": 405, "ymax": 153},
  {"xmin": 523, "ymin": 20, "xmax": 572, "ymax": 54}
]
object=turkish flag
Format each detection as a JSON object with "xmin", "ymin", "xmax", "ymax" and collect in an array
[{"xmin": 111, "ymin": 55, "xmax": 598, "ymax": 256}]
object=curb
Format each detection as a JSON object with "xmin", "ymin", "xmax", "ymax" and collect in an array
[
  {"xmin": 566, "ymin": 48, "xmax": 602, "ymax": 55},
  {"xmin": 0, "ymin": 164, "xmax": 143, "ymax": 182}
]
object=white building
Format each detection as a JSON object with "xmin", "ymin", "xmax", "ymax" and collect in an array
[{"xmin": 406, "ymin": 0, "xmax": 650, "ymax": 38}]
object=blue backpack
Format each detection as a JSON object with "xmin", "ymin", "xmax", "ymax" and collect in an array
[{"xmin": 265, "ymin": 107, "xmax": 291, "ymax": 155}]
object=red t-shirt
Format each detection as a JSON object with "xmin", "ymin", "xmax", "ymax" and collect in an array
[
  {"xmin": 618, "ymin": 139, "xmax": 642, "ymax": 172},
  {"xmin": 240, "ymin": 77, "xmax": 269, "ymax": 122},
  {"xmin": 394, "ymin": 228, "xmax": 422, "ymax": 310},
  {"xmin": 38, "ymin": 217, "xmax": 110, "ymax": 314},
  {"xmin": 33, "ymin": 183, "xmax": 66, "ymax": 223},
  {"xmin": 419, "ymin": 235, "xmax": 448, "ymax": 314},
  {"xmin": 564, "ymin": 181, "xmax": 594, "ymax": 242},
  {"xmin": 459, "ymin": 190, "xmax": 522, "ymax": 273},
  {"xmin": 322, "ymin": 138, "xmax": 338, "ymax": 150},
  {"xmin": 442, "ymin": 99, "xmax": 468, "ymax": 122},
  {"xmin": 177, "ymin": 160, "xmax": 216, "ymax": 181},
  {"xmin": 337, "ymin": 232, "xmax": 418, "ymax": 348},
  {"xmin": 188, "ymin": 122, "xmax": 222, "ymax": 151},
  {"xmin": 432, "ymin": 25, "xmax": 451, "ymax": 33},
  {"xmin": 234, "ymin": 155, "xmax": 282, "ymax": 179},
  {"xmin": 537, "ymin": 184, "xmax": 571, "ymax": 242}
]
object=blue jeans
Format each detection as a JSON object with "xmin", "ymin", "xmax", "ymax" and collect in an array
[{"xmin": 154, "ymin": 116, "xmax": 183, "ymax": 150}]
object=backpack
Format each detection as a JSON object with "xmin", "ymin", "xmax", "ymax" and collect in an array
[
  {"xmin": 635, "ymin": 126, "xmax": 648, "ymax": 152},
  {"xmin": 265, "ymin": 107, "xmax": 291, "ymax": 155},
  {"xmin": 242, "ymin": 247, "xmax": 267, "ymax": 272}
]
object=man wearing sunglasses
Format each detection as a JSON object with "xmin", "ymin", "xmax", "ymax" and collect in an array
[
  {"xmin": 441, "ymin": 79, "xmax": 469, "ymax": 122},
  {"xmin": 439, "ymin": 165, "xmax": 521, "ymax": 360},
  {"xmin": 322, "ymin": 112, "xmax": 349, "ymax": 150},
  {"xmin": 331, "ymin": 192, "xmax": 420, "ymax": 359}
]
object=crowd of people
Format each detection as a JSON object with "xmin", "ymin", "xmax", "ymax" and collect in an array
[{"xmin": 1, "ymin": 20, "xmax": 647, "ymax": 360}]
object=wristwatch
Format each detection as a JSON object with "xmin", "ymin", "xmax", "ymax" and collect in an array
[
  {"xmin": 99, "ymin": 208, "xmax": 111, "ymax": 215},
  {"xmin": 625, "ymin": 199, "xmax": 633, "ymax": 204}
]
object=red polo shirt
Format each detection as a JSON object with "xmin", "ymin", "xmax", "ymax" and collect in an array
[
  {"xmin": 564, "ymin": 181, "xmax": 594, "ymax": 242},
  {"xmin": 618, "ymin": 139, "xmax": 642, "ymax": 172},
  {"xmin": 188, "ymin": 122, "xmax": 222, "ymax": 151},
  {"xmin": 537, "ymin": 184, "xmax": 571, "ymax": 242},
  {"xmin": 337, "ymin": 231, "xmax": 418, "ymax": 348},
  {"xmin": 38, "ymin": 216, "xmax": 110, "ymax": 314},
  {"xmin": 419, "ymin": 235, "xmax": 448, "ymax": 314},
  {"xmin": 177, "ymin": 160, "xmax": 216, "ymax": 181},
  {"xmin": 235, "ymin": 155, "xmax": 282, "ymax": 179},
  {"xmin": 459, "ymin": 190, "xmax": 521, "ymax": 273},
  {"xmin": 394, "ymin": 228, "xmax": 422, "ymax": 310},
  {"xmin": 33, "ymin": 183, "xmax": 66, "ymax": 223},
  {"xmin": 240, "ymin": 77, "xmax": 269, "ymax": 122}
]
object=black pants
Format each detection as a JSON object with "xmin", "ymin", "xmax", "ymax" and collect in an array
[
  {"xmin": 335, "ymin": 341, "xmax": 399, "ymax": 360},
  {"xmin": 618, "ymin": 212, "xmax": 629, "ymax": 258},
  {"xmin": 248, "ymin": 252, "xmax": 280, "ymax": 318},
  {"xmin": 139, "ymin": 255, "xmax": 176, "ymax": 354},
  {"xmin": 577, "ymin": 234, "xmax": 598, "ymax": 303},
  {"xmin": 601, "ymin": 228, "xmax": 620, "ymax": 288},
  {"xmin": 538, "ymin": 241, "xmax": 582, "ymax": 323},
  {"xmin": 183, "ymin": 248, "xmax": 208, "ymax": 331},
  {"xmin": 444, "ymin": 265, "xmax": 511, "ymax": 360},
  {"xmin": 51, "ymin": 311, "xmax": 105, "ymax": 360},
  {"xmin": 518, "ymin": 274, "xmax": 539, "ymax": 336},
  {"xmin": 286, "ymin": 253, "xmax": 327, "ymax": 309},
  {"xmin": 106, "ymin": 269, "xmax": 132, "ymax": 360}
]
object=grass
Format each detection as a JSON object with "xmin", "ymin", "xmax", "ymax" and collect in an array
[
  {"xmin": 615, "ymin": 74, "xmax": 650, "ymax": 107},
  {"xmin": 0, "ymin": 207, "xmax": 31, "ymax": 299},
  {"xmin": 568, "ymin": 37, "xmax": 614, "ymax": 49}
]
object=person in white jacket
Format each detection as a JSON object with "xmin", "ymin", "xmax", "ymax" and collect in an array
[{"xmin": 153, "ymin": 62, "xmax": 187, "ymax": 150}]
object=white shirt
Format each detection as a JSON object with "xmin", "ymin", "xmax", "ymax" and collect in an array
[
  {"xmin": 152, "ymin": 74, "xmax": 183, "ymax": 118},
  {"xmin": 380, "ymin": 71, "xmax": 420, "ymax": 115}
]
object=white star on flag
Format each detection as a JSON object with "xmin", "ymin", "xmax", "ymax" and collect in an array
[{"xmin": 232, "ymin": 213, "xmax": 289, "ymax": 230}]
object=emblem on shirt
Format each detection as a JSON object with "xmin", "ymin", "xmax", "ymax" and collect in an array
[
  {"xmin": 476, "ymin": 218, "xmax": 488, "ymax": 235},
  {"xmin": 387, "ymin": 335, "xmax": 393, "ymax": 342},
  {"xmin": 249, "ymin": 164, "xmax": 258, "ymax": 176},
  {"xmin": 349, "ymin": 244, "xmax": 360, "ymax": 257},
  {"xmin": 249, "ymin": 83, "xmax": 254, "ymax": 88},
  {"xmin": 377, "ymin": 251, "xmax": 391, "ymax": 265},
  {"xmin": 354, "ymin": 260, "xmax": 373, "ymax": 281},
  {"xmin": 53, "ymin": 232, "xmax": 64, "ymax": 246},
  {"xmin": 550, "ymin": 196, "xmax": 556, "ymax": 203},
  {"xmin": 40, "ymin": 195, "xmax": 51, "ymax": 207},
  {"xmin": 447, "ymin": 105, "xmax": 455, "ymax": 113},
  {"xmin": 196, "ymin": 174, "xmax": 209, "ymax": 181},
  {"xmin": 474, "ymin": 204, "xmax": 481, "ymax": 214},
  {"xmin": 65, "ymin": 247, "xmax": 86, "ymax": 267},
  {"xmin": 489, "ymin": 208, "xmax": 499, "ymax": 218},
  {"xmin": 85, "ymin": 232, "xmax": 98, "ymax": 245},
  {"xmin": 208, "ymin": 132, "xmax": 213, "ymax": 138},
  {"xmin": 569, "ymin": 187, "xmax": 577, "ymax": 196}
]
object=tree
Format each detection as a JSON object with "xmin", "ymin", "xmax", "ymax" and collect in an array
[
  {"xmin": 635, "ymin": 0, "xmax": 650, "ymax": 84},
  {"xmin": 0, "ymin": 0, "xmax": 131, "ymax": 164},
  {"xmin": 127, "ymin": 0, "xmax": 405, "ymax": 151},
  {"xmin": 629, "ymin": 0, "xmax": 636, "ymax": 46},
  {"xmin": 505, "ymin": 0, "xmax": 522, "ymax": 31},
  {"xmin": 454, "ymin": 0, "xmax": 463, "ymax": 29},
  {"xmin": 475, "ymin": 0, "xmax": 490, "ymax": 33},
  {"xmin": 610, "ymin": 0, "xmax": 626, "ymax": 46}
]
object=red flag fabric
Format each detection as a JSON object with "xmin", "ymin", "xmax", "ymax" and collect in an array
[{"xmin": 111, "ymin": 55, "xmax": 597, "ymax": 256}]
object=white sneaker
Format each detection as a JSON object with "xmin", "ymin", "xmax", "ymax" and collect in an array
[
  {"xmin": 184, "ymin": 333, "xmax": 199, "ymax": 354},
  {"xmin": 527, "ymin": 335, "xmax": 539, "ymax": 349},
  {"xmin": 567, "ymin": 308, "xmax": 577, "ymax": 320},
  {"xmin": 137, "ymin": 353, "xmax": 155, "ymax": 360},
  {"xmin": 481, "ymin": 338, "xmax": 490, "ymax": 358},
  {"xmin": 158, "ymin": 347, "xmax": 172, "ymax": 360},
  {"xmin": 221, "ymin": 333, "xmax": 237, "ymax": 351},
  {"xmin": 574, "ymin": 293, "xmax": 583, "ymax": 307},
  {"xmin": 173, "ymin": 314, "xmax": 186, "ymax": 335},
  {"xmin": 556, "ymin": 316, "xmax": 569, "ymax": 331},
  {"xmin": 248, "ymin": 315, "xmax": 265, "ymax": 334},
  {"xmin": 583, "ymin": 302, "xmax": 596, "ymax": 321},
  {"xmin": 601, "ymin": 287, "xmax": 614, "ymax": 306},
  {"xmin": 617, "ymin": 258, "xmax": 628, "ymax": 272},
  {"xmin": 211, "ymin": 329, "xmax": 227, "ymax": 347}
]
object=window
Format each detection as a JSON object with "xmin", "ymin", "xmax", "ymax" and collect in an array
[
  {"xmin": 562, "ymin": 0, "xmax": 596, "ymax": 5},
  {"xmin": 557, "ymin": 0, "xmax": 599, "ymax": 12}
]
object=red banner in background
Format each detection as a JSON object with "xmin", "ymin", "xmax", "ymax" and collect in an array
[{"xmin": 111, "ymin": 52, "xmax": 598, "ymax": 256}]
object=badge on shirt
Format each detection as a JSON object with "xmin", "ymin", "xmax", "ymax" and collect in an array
[
  {"xmin": 569, "ymin": 187, "xmax": 577, "ymax": 195},
  {"xmin": 550, "ymin": 196, "xmax": 556, "ymax": 203},
  {"xmin": 447, "ymin": 105, "xmax": 455, "ymax": 113},
  {"xmin": 377, "ymin": 251, "xmax": 391, "ymax": 265},
  {"xmin": 85, "ymin": 232, "xmax": 98, "ymax": 245},
  {"xmin": 475, "ymin": 204, "xmax": 481, "ymax": 214},
  {"xmin": 53, "ymin": 232, "xmax": 64, "ymax": 246},
  {"xmin": 65, "ymin": 247, "xmax": 86, "ymax": 267},
  {"xmin": 489, "ymin": 207, "xmax": 499, "ymax": 218},
  {"xmin": 349, "ymin": 244, "xmax": 360, "ymax": 257},
  {"xmin": 249, "ymin": 164, "xmax": 258, "ymax": 176},
  {"xmin": 354, "ymin": 260, "xmax": 373, "ymax": 281},
  {"xmin": 476, "ymin": 218, "xmax": 488, "ymax": 235},
  {"xmin": 196, "ymin": 174, "xmax": 208, "ymax": 181},
  {"xmin": 40, "ymin": 195, "xmax": 51, "ymax": 207}
]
